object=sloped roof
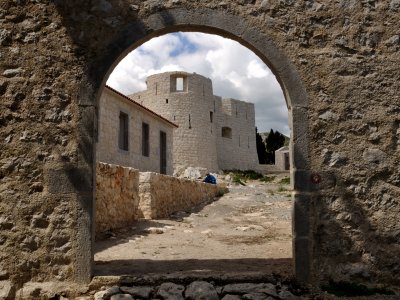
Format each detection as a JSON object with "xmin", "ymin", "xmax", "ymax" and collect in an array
[{"xmin": 104, "ymin": 86, "xmax": 178, "ymax": 128}]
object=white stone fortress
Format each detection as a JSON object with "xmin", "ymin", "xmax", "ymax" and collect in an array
[{"xmin": 129, "ymin": 71, "xmax": 259, "ymax": 174}]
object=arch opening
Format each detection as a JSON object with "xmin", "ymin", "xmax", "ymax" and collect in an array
[{"xmin": 85, "ymin": 8, "xmax": 310, "ymax": 284}]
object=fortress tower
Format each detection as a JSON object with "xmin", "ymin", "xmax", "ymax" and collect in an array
[{"xmin": 130, "ymin": 71, "xmax": 258, "ymax": 174}]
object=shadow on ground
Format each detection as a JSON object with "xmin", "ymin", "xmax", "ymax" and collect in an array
[{"xmin": 94, "ymin": 258, "xmax": 293, "ymax": 277}]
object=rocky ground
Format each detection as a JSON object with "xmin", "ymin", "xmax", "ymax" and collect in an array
[
  {"xmin": 94, "ymin": 174, "xmax": 293, "ymax": 277},
  {"xmin": 89, "ymin": 281, "xmax": 303, "ymax": 300}
]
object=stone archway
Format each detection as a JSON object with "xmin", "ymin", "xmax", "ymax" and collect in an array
[
  {"xmin": 84, "ymin": 8, "xmax": 312, "ymax": 284},
  {"xmin": 3, "ymin": 1, "xmax": 399, "ymax": 292}
]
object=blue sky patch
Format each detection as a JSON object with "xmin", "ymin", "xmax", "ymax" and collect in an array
[{"xmin": 169, "ymin": 33, "xmax": 198, "ymax": 57}]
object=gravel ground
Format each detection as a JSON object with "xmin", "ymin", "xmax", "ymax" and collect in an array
[{"xmin": 94, "ymin": 174, "xmax": 293, "ymax": 278}]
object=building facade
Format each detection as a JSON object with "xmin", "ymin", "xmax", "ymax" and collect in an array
[
  {"xmin": 129, "ymin": 71, "xmax": 259, "ymax": 173},
  {"xmin": 97, "ymin": 86, "xmax": 177, "ymax": 175}
]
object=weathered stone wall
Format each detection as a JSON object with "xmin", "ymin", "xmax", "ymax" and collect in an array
[
  {"xmin": 95, "ymin": 162, "xmax": 140, "ymax": 235},
  {"xmin": 131, "ymin": 72, "xmax": 220, "ymax": 173},
  {"xmin": 216, "ymin": 97, "xmax": 259, "ymax": 171},
  {"xmin": 95, "ymin": 162, "xmax": 223, "ymax": 234},
  {"xmin": 0, "ymin": 0, "xmax": 399, "ymax": 291},
  {"xmin": 138, "ymin": 171, "xmax": 224, "ymax": 219},
  {"xmin": 97, "ymin": 87, "xmax": 175, "ymax": 175}
]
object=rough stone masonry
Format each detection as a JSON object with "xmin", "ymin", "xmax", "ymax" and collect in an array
[{"xmin": 0, "ymin": 0, "xmax": 399, "ymax": 294}]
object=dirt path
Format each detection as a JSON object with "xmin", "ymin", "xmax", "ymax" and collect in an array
[{"xmin": 94, "ymin": 175, "xmax": 293, "ymax": 278}]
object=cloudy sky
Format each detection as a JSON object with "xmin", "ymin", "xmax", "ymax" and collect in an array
[{"xmin": 107, "ymin": 32, "xmax": 289, "ymax": 135}]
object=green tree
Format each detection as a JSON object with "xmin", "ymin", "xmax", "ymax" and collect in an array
[
  {"xmin": 255, "ymin": 127, "xmax": 268, "ymax": 164},
  {"xmin": 265, "ymin": 129, "xmax": 285, "ymax": 164}
]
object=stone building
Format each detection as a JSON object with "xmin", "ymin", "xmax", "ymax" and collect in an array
[
  {"xmin": 129, "ymin": 71, "xmax": 259, "ymax": 174},
  {"xmin": 97, "ymin": 86, "xmax": 177, "ymax": 175},
  {"xmin": 275, "ymin": 146, "xmax": 290, "ymax": 171}
]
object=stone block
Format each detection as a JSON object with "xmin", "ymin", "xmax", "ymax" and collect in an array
[
  {"xmin": 156, "ymin": 282, "xmax": 184, "ymax": 300},
  {"xmin": 291, "ymin": 107, "xmax": 309, "ymax": 141},
  {"xmin": 292, "ymin": 193, "xmax": 311, "ymax": 238},
  {"xmin": 120, "ymin": 286, "xmax": 153, "ymax": 298},
  {"xmin": 291, "ymin": 169, "xmax": 336, "ymax": 192},
  {"xmin": 77, "ymin": 133, "xmax": 95, "ymax": 168},
  {"xmin": 293, "ymin": 237, "xmax": 312, "ymax": 284},
  {"xmin": 185, "ymin": 281, "xmax": 219, "ymax": 300},
  {"xmin": 95, "ymin": 163, "xmax": 140, "ymax": 234},
  {"xmin": 79, "ymin": 81, "xmax": 97, "ymax": 106},
  {"xmin": 291, "ymin": 169, "xmax": 312, "ymax": 192},
  {"xmin": 78, "ymin": 105, "xmax": 96, "ymax": 138}
]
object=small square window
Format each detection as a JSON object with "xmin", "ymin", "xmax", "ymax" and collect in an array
[{"xmin": 222, "ymin": 127, "xmax": 232, "ymax": 139}]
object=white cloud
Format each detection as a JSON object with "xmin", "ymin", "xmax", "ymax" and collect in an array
[
  {"xmin": 247, "ymin": 60, "xmax": 270, "ymax": 79},
  {"xmin": 106, "ymin": 32, "xmax": 289, "ymax": 135}
]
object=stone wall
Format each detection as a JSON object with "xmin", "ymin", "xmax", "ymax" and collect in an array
[
  {"xmin": 131, "ymin": 72, "xmax": 220, "ymax": 173},
  {"xmin": 95, "ymin": 162, "xmax": 140, "ymax": 235},
  {"xmin": 0, "ymin": 0, "xmax": 399, "ymax": 290},
  {"xmin": 97, "ymin": 87, "xmax": 175, "ymax": 175},
  {"xmin": 95, "ymin": 163, "xmax": 224, "ymax": 234},
  {"xmin": 216, "ymin": 97, "xmax": 259, "ymax": 171},
  {"xmin": 138, "ymin": 171, "xmax": 224, "ymax": 219}
]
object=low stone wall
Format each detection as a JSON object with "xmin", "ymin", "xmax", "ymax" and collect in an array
[
  {"xmin": 255, "ymin": 164, "xmax": 284, "ymax": 174},
  {"xmin": 139, "ymin": 172, "xmax": 224, "ymax": 219},
  {"xmin": 95, "ymin": 163, "xmax": 140, "ymax": 235},
  {"xmin": 96, "ymin": 163, "xmax": 225, "ymax": 234}
]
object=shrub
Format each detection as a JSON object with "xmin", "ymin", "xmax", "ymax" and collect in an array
[
  {"xmin": 242, "ymin": 170, "xmax": 264, "ymax": 180},
  {"xmin": 279, "ymin": 177, "xmax": 290, "ymax": 185},
  {"xmin": 225, "ymin": 169, "xmax": 265, "ymax": 182},
  {"xmin": 232, "ymin": 174, "xmax": 246, "ymax": 186},
  {"xmin": 217, "ymin": 188, "xmax": 225, "ymax": 197},
  {"xmin": 277, "ymin": 185, "xmax": 287, "ymax": 192}
]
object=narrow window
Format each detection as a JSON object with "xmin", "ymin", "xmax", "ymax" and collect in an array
[
  {"xmin": 160, "ymin": 131, "xmax": 167, "ymax": 174},
  {"xmin": 189, "ymin": 114, "xmax": 192, "ymax": 129},
  {"xmin": 239, "ymin": 135, "xmax": 241, "ymax": 147},
  {"xmin": 221, "ymin": 127, "xmax": 232, "ymax": 139},
  {"xmin": 174, "ymin": 115, "xmax": 176, "ymax": 121},
  {"xmin": 203, "ymin": 85, "xmax": 205, "ymax": 96},
  {"xmin": 236, "ymin": 106, "xmax": 238, "ymax": 117},
  {"xmin": 248, "ymin": 136, "xmax": 250, "ymax": 148},
  {"xmin": 214, "ymin": 101, "xmax": 216, "ymax": 112},
  {"xmin": 155, "ymin": 83, "xmax": 158, "ymax": 95},
  {"xmin": 166, "ymin": 99, "xmax": 168, "ymax": 104},
  {"xmin": 210, "ymin": 111, "xmax": 213, "ymax": 123},
  {"xmin": 246, "ymin": 111, "xmax": 248, "ymax": 120},
  {"xmin": 118, "ymin": 112, "xmax": 129, "ymax": 151},
  {"xmin": 176, "ymin": 77, "xmax": 184, "ymax": 91},
  {"xmin": 142, "ymin": 122, "xmax": 149, "ymax": 157}
]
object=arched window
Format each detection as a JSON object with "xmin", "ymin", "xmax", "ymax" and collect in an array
[{"xmin": 221, "ymin": 127, "xmax": 232, "ymax": 139}]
